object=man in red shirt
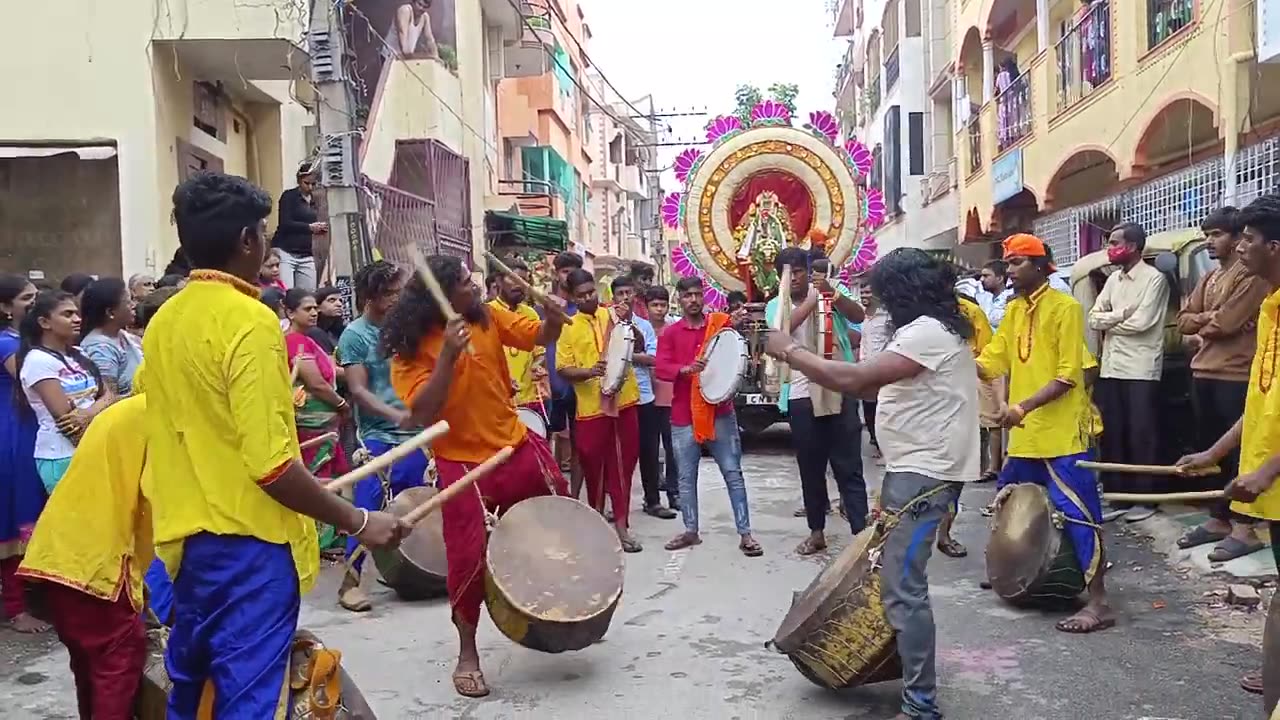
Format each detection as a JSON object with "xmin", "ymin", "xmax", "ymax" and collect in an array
[{"xmin": 655, "ymin": 277, "xmax": 763, "ymax": 556}]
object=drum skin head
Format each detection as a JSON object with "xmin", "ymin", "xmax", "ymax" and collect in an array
[
  {"xmin": 487, "ymin": 496, "xmax": 624, "ymax": 623},
  {"xmin": 985, "ymin": 484, "xmax": 1066, "ymax": 603},
  {"xmin": 384, "ymin": 486, "xmax": 448, "ymax": 577},
  {"xmin": 603, "ymin": 325, "xmax": 633, "ymax": 393},
  {"xmin": 517, "ymin": 407, "xmax": 547, "ymax": 438},
  {"xmin": 699, "ymin": 329, "xmax": 747, "ymax": 404}
]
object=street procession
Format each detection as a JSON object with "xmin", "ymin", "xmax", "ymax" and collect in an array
[{"xmin": 7, "ymin": 0, "xmax": 1280, "ymax": 718}]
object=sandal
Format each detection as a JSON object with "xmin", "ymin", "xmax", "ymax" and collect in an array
[
  {"xmin": 740, "ymin": 538, "xmax": 764, "ymax": 557},
  {"xmin": 452, "ymin": 669, "xmax": 490, "ymax": 698},
  {"xmin": 1055, "ymin": 608, "xmax": 1116, "ymax": 634},
  {"xmin": 795, "ymin": 536, "xmax": 827, "ymax": 556},
  {"xmin": 976, "ymin": 471, "xmax": 998, "ymax": 484},
  {"xmin": 1176, "ymin": 525, "xmax": 1228, "ymax": 550},
  {"xmin": 620, "ymin": 537, "xmax": 643, "ymax": 553},
  {"xmin": 936, "ymin": 538, "xmax": 968, "ymax": 558},
  {"xmin": 338, "ymin": 586, "xmax": 373, "ymax": 613},
  {"xmin": 793, "ymin": 508, "xmax": 806, "ymax": 518},
  {"xmin": 664, "ymin": 533, "xmax": 702, "ymax": 551},
  {"xmin": 1241, "ymin": 670, "xmax": 1264, "ymax": 695},
  {"xmin": 1207, "ymin": 536, "xmax": 1266, "ymax": 562}
]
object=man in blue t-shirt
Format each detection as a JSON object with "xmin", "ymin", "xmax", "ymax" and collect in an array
[{"xmin": 334, "ymin": 260, "xmax": 432, "ymax": 613}]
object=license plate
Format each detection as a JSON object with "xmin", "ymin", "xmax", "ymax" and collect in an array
[{"xmin": 742, "ymin": 393, "xmax": 769, "ymax": 406}]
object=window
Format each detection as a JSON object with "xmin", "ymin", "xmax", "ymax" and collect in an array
[
  {"xmin": 192, "ymin": 82, "xmax": 225, "ymax": 142},
  {"xmin": 905, "ymin": 0, "xmax": 921, "ymax": 37},
  {"xmin": 1147, "ymin": 0, "xmax": 1193, "ymax": 50},
  {"xmin": 908, "ymin": 112, "xmax": 925, "ymax": 176},
  {"xmin": 884, "ymin": 106, "xmax": 902, "ymax": 214}
]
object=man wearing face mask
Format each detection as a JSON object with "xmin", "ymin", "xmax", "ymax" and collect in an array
[{"xmin": 1088, "ymin": 222, "xmax": 1171, "ymax": 522}]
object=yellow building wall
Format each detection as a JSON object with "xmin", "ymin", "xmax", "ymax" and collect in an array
[
  {"xmin": 956, "ymin": 0, "xmax": 1233, "ymax": 236},
  {"xmin": 361, "ymin": 61, "xmax": 467, "ymax": 183}
]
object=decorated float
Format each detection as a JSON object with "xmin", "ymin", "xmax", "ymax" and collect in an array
[{"xmin": 659, "ymin": 101, "xmax": 884, "ymax": 434}]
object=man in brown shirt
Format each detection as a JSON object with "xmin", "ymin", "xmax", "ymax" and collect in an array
[{"xmin": 1175, "ymin": 206, "xmax": 1271, "ymax": 560}]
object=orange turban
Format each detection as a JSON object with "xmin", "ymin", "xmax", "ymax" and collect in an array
[
  {"xmin": 1002, "ymin": 233, "xmax": 1056, "ymax": 272},
  {"xmin": 807, "ymin": 228, "xmax": 829, "ymax": 251}
]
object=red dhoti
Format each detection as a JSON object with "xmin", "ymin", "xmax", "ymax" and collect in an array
[
  {"xmin": 42, "ymin": 583, "xmax": 146, "ymax": 720},
  {"xmin": 575, "ymin": 405, "xmax": 640, "ymax": 528},
  {"xmin": 436, "ymin": 432, "xmax": 567, "ymax": 626},
  {"xmin": 1, "ymin": 556, "xmax": 28, "ymax": 618}
]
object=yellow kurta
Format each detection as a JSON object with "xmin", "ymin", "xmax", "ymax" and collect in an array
[
  {"xmin": 18, "ymin": 396, "xmax": 152, "ymax": 609},
  {"xmin": 976, "ymin": 284, "xmax": 1092, "ymax": 458},
  {"xmin": 556, "ymin": 306, "xmax": 639, "ymax": 419},
  {"xmin": 1232, "ymin": 288, "xmax": 1280, "ymax": 520},
  {"xmin": 139, "ymin": 271, "xmax": 317, "ymax": 593},
  {"xmin": 488, "ymin": 299, "xmax": 545, "ymax": 406}
]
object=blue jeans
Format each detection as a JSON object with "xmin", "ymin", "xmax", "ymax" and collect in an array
[{"xmin": 671, "ymin": 413, "xmax": 751, "ymax": 535}]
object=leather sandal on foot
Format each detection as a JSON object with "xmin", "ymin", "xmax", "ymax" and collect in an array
[
  {"xmin": 338, "ymin": 586, "xmax": 373, "ymax": 613},
  {"xmin": 452, "ymin": 670, "xmax": 490, "ymax": 698}
]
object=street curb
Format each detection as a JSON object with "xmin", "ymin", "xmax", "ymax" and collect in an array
[{"xmin": 1123, "ymin": 503, "xmax": 1277, "ymax": 581}]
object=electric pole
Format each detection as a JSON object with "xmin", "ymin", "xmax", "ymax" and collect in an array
[{"xmin": 308, "ymin": 0, "xmax": 366, "ymax": 307}]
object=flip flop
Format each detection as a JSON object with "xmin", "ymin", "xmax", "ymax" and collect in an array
[
  {"xmin": 452, "ymin": 670, "xmax": 490, "ymax": 698},
  {"xmin": 936, "ymin": 539, "xmax": 968, "ymax": 558},
  {"xmin": 1177, "ymin": 526, "xmax": 1228, "ymax": 549},
  {"xmin": 740, "ymin": 538, "xmax": 764, "ymax": 557},
  {"xmin": 1055, "ymin": 608, "xmax": 1116, "ymax": 634},
  {"xmin": 664, "ymin": 533, "xmax": 702, "ymax": 551},
  {"xmin": 1241, "ymin": 670, "xmax": 1264, "ymax": 695},
  {"xmin": 1207, "ymin": 536, "xmax": 1266, "ymax": 562},
  {"xmin": 795, "ymin": 537, "xmax": 827, "ymax": 556},
  {"xmin": 338, "ymin": 586, "xmax": 373, "ymax": 613},
  {"xmin": 620, "ymin": 537, "xmax": 643, "ymax": 553},
  {"xmin": 976, "ymin": 471, "xmax": 998, "ymax": 484}
]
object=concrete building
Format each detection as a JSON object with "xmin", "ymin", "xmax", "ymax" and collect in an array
[
  {"xmin": 0, "ymin": 0, "xmax": 314, "ymax": 281},
  {"xmin": 954, "ymin": 0, "xmax": 1280, "ymax": 270},
  {"xmin": 833, "ymin": 0, "xmax": 961, "ymax": 258}
]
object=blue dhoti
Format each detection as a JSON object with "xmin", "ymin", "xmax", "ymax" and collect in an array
[
  {"xmin": 166, "ymin": 533, "xmax": 299, "ymax": 719},
  {"xmin": 144, "ymin": 557, "xmax": 175, "ymax": 625},
  {"xmin": 344, "ymin": 439, "xmax": 429, "ymax": 574},
  {"xmin": 998, "ymin": 452, "xmax": 1103, "ymax": 584}
]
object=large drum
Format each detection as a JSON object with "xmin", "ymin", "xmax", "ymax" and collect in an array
[
  {"xmin": 139, "ymin": 627, "xmax": 377, "ymax": 719},
  {"xmin": 484, "ymin": 495, "xmax": 624, "ymax": 653},
  {"xmin": 985, "ymin": 484, "xmax": 1086, "ymax": 607},
  {"xmin": 371, "ymin": 486, "xmax": 449, "ymax": 601},
  {"xmin": 768, "ymin": 527, "xmax": 902, "ymax": 689},
  {"xmin": 699, "ymin": 328, "xmax": 748, "ymax": 404},
  {"xmin": 602, "ymin": 322, "xmax": 635, "ymax": 396}
]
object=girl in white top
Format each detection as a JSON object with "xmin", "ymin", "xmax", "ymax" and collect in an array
[{"xmin": 17, "ymin": 291, "xmax": 112, "ymax": 493}]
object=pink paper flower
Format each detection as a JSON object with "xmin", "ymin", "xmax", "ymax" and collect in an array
[
  {"xmin": 674, "ymin": 148, "xmax": 703, "ymax": 185},
  {"xmin": 852, "ymin": 235, "xmax": 879, "ymax": 272},
  {"xmin": 705, "ymin": 115, "xmax": 744, "ymax": 144},
  {"xmin": 661, "ymin": 192, "xmax": 683, "ymax": 229},
  {"xmin": 845, "ymin": 139, "xmax": 873, "ymax": 177},
  {"xmin": 806, "ymin": 111, "xmax": 839, "ymax": 144},
  {"xmin": 750, "ymin": 100, "xmax": 792, "ymax": 126},
  {"xmin": 865, "ymin": 189, "xmax": 886, "ymax": 228}
]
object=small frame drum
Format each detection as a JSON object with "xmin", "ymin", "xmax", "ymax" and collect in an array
[
  {"xmin": 985, "ymin": 484, "xmax": 1086, "ymax": 608},
  {"xmin": 517, "ymin": 406, "xmax": 548, "ymax": 439},
  {"xmin": 602, "ymin": 323, "xmax": 635, "ymax": 396},
  {"xmin": 699, "ymin": 328, "xmax": 748, "ymax": 404},
  {"xmin": 371, "ymin": 486, "xmax": 449, "ymax": 601},
  {"xmin": 768, "ymin": 527, "xmax": 902, "ymax": 689},
  {"xmin": 484, "ymin": 496, "xmax": 624, "ymax": 653}
]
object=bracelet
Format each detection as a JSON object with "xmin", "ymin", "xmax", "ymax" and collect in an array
[
  {"xmin": 336, "ymin": 398, "xmax": 349, "ymax": 411},
  {"xmin": 351, "ymin": 508, "xmax": 369, "ymax": 536}
]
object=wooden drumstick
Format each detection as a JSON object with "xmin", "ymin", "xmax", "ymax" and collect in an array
[
  {"xmin": 324, "ymin": 421, "xmax": 449, "ymax": 492},
  {"xmin": 1102, "ymin": 490, "xmax": 1225, "ymax": 504},
  {"xmin": 484, "ymin": 251, "xmax": 575, "ymax": 326},
  {"xmin": 412, "ymin": 253, "xmax": 475, "ymax": 355},
  {"xmin": 402, "ymin": 446, "xmax": 514, "ymax": 525},
  {"xmin": 299, "ymin": 432, "xmax": 338, "ymax": 452},
  {"xmin": 1077, "ymin": 461, "xmax": 1222, "ymax": 477}
]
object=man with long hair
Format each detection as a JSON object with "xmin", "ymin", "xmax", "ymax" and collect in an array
[
  {"xmin": 143, "ymin": 172, "xmax": 407, "ymax": 718},
  {"xmin": 385, "ymin": 254, "xmax": 569, "ymax": 698},
  {"xmin": 979, "ymin": 233, "xmax": 1112, "ymax": 635},
  {"xmin": 764, "ymin": 248, "xmax": 979, "ymax": 720}
]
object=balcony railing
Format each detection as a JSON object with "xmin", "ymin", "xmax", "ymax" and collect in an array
[
  {"xmin": 884, "ymin": 47, "xmax": 900, "ymax": 92},
  {"xmin": 995, "ymin": 69, "xmax": 1032, "ymax": 152},
  {"xmin": 1148, "ymin": 0, "xmax": 1193, "ymax": 50},
  {"xmin": 864, "ymin": 79, "xmax": 882, "ymax": 120},
  {"xmin": 362, "ymin": 179, "xmax": 444, "ymax": 267},
  {"xmin": 1055, "ymin": 1, "xmax": 1112, "ymax": 114},
  {"xmin": 967, "ymin": 115, "xmax": 982, "ymax": 176}
]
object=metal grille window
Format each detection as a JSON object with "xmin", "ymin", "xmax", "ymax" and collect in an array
[{"xmin": 1148, "ymin": 0, "xmax": 1193, "ymax": 50}]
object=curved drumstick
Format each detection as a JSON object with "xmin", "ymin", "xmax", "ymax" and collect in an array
[
  {"xmin": 402, "ymin": 446, "xmax": 514, "ymax": 524},
  {"xmin": 324, "ymin": 421, "xmax": 449, "ymax": 492},
  {"xmin": 484, "ymin": 251, "xmax": 576, "ymax": 325},
  {"xmin": 298, "ymin": 432, "xmax": 339, "ymax": 452},
  {"xmin": 412, "ymin": 253, "xmax": 475, "ymax": 355},
  {"xmin": 1102, "ymin": 490, "xmax": 1225, "ymax": 504},
  {"xmin": 1077, "ymin": 461, "xmax": 1221, "ymax": 477}
]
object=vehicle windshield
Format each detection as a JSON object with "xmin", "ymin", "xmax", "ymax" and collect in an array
[{"xmin": 1184, "ymin": 244, "xmax": 1213, "ymax": 297}]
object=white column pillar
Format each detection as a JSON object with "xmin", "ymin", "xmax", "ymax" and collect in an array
[
  {"xmin": 1036, "ymin": 0, "xmax": 1050, "ymax": 52},
  {"xmin": 982, "ymin": 41, "xmax": 994, "ymax": 103}
]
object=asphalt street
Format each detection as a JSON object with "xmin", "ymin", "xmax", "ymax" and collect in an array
[{"xmin": 0, "ymin": 426, "xmax": 1266, "ymax": 719}]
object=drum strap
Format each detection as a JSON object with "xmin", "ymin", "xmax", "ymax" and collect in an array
[{"xmin": 876, "ymin": 482, "xmax": 958, "ymax": 535}]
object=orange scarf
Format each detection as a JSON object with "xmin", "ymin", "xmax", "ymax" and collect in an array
[{"xmin": 691, "ymin": 312, "xmax": 731, "ymax": 444}]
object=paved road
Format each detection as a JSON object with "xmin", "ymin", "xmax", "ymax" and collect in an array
[{"xmin": 0, "ymin": 427, "xmax": 1266, "ymax": 719}]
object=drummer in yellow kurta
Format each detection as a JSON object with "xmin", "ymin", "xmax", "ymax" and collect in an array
[{"xmin": 486, "ymin": 260, "xmax": 547, "ymax": 413}]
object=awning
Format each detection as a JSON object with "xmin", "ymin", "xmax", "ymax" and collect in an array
[
  {"xmin": 0, "ymin": 144, "xmax": 117, "ymax": 160},
  {"xmin": 485, "ymin": 211, "xmax": 568, "ymax": 253}
]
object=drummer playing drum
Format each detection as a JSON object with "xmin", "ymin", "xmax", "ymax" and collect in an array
[{"xmin": 386, "ymin": 254, "xmax": 571, "ymax": 699}]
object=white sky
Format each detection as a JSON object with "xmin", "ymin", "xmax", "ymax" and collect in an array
[{"xmin": 577, "ymin": 0, "xmax": 844, "ymax": 189}]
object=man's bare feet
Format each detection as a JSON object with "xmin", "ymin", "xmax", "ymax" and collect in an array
[
  {"xmin": 1055, "ymin": 601, "xmax": 1115, "ymax": 633},
  {"xmin": 9, "ymin": 612, "xmax": 49, "ymax": 634}
]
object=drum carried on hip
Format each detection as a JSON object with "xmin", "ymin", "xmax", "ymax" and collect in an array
[
  {"xmin": 602, "ymin": 323, "xmax": 635, "ymax": 396},
  {"xmin": 371, "ymin": 486, "xmax": 449, "ymax": 601},
  {"xmin": 985, "ymin": 484, "xmax": 1086, "ymax": 607},
  {"xmin": 517, "ymin": 406, "xmax": 548, "ymax": 439},
  {"xmin": 484, "ymin": 495, "xmax": 625, "ymax": 653},
  {"xmin": 767, "ymin": 527, "xmax": 902, "ymax": 689},
  {"xmin": 699, "ymin": 328, "xmax": 749, "ymax": 404}
]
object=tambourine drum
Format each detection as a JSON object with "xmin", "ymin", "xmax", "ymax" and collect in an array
[
  {"xmin": 602, "ymin": 323, "xmax": 635, "ymax": 395},
  {"xmin": 517, "ymin": 406, "xmax": 548, "ymax": 439},
  {"xmin": 768, "ymin": 527, "xmax": 902, "ymax": 689},
  {"xmin": 699, "ymin": 328, "xmax": 748, "ymax": 404},
  {"xmin": 484, "ymin": 496, "xmax": 624, "ymax": 653},
  {"xmin": 371, "ymin": 486, "xmax": 448, "ymax": 601},
  {"xmin": 985, "ymin": 484, "xmax": 1086, "ymax": 607},
  {"xmin": 139, "ymin": 628, "xmax": 377, "ymax": 719}
]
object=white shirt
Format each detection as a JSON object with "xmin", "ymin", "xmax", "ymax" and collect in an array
[
  {"xmin": 787, "ymin": 304, "xmax": 813, "ymax": 400},
  {"xmin": 1087, "ymin": 261, "xmax": 1170, "ymax": 381},
  {"xmin": 876, "ymin": 316, "xmax": 980, "ymax": 484},
  {"xmin": 860, "ymin": 308, "xmax": 891, "ymax": 362},
  {"xmin": 20, "ymin": 348, "xmax": 99, "ymax": 459}
]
